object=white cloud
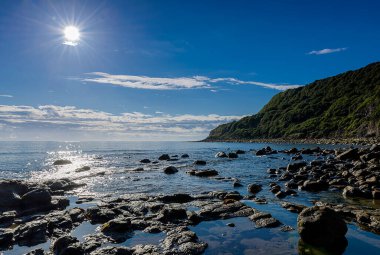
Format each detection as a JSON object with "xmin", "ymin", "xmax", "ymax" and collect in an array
[
  {"xmin": 0, "ymin": 104, "xmax": 243, "ymax": 141},
  {"xmin": 307, "ymin": 47, "xmax": 347, "ymax": 55},
  {"xmin": 0, "ymin": 94, "xmax": 13, "ymax": 98},
  {"xmin": 81, "ymin": 73, "xmax": 302, "ymax": 91}
]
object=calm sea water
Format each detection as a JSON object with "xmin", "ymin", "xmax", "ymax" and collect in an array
[{"xmin": 1, "ymin": 141, "xmax": 380, "ymax": 255}]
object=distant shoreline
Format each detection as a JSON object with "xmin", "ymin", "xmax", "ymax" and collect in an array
[{"xmin": 201, "ymin": 137, "xmax": 379, "ymax": 145}]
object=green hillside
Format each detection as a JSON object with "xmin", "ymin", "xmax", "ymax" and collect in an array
[{"xmin": 205, "ymin": 62, "xmax": 380, "ymax": 141}]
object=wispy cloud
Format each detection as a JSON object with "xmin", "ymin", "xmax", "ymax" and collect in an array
[
  {"xmin": 0, "ymin": 94, "xmax": 13, "ymax": 98},
  {"xmin": 307, "ymin": 47, "xmax": 347, "ymax": 55},
  {"xmin": 0, "ymin": 104, "xmax": 243, "ymax": 141},
  {"xmin": 80, "ymin": 73, "xmax": 302, "ymax": 91}
]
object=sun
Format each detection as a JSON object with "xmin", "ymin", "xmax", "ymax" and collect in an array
[{"xmin": 63, "ymin": 26, "xmax": 80, "ymax": 46}]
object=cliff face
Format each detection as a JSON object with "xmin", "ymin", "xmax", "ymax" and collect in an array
[{"xmin": 205, "ymin": 62, "xmax": 380, "ymax": 141}]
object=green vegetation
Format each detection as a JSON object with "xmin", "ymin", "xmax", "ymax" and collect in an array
[{"xmin": 205, "ymin": 62, "xmax": 380, "ymax": 141}]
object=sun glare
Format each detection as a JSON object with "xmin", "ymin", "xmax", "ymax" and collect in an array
[{"xmin": 63, "ymin": 26, "xmax": 80, "ymax": 46}]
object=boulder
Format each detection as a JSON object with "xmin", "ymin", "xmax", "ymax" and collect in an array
[
  {"xmin": 181, "ymin": 154, "xmax": 190, "ymax": 158},
  {"xmin": 228, "ymin": 152, "xmax": 238, "ymax": 159},
  {"xmin": 14, "ymin": 220, "xmax": 48, "ymax": 246},
  {"xmin": 247, "ymin": 184, "xmax": 262, "ymax": 194},
  {"xmin": 302, "ymin": 180, "xmax": 329, "ymax": 192},
  {"xmin": 101, "ymin": 219, "xmax": 132, "ymax": 233},
  {"xmin": 52, "ymin": 236, "xmax": 83, "ymax": 255},
  {"xmin": 159, "ymin": 194, "xmax": 194, "ymax": 203},
  {"xmin": 158, "ymin": 154, "xmax": 170, "ymax": 160},
  {"xmin": 53, "ymin": 159, "xmax": 72, "ymax": 165},
  {"xmin": 21, "ymin": 188, "xmax": 52, "ymax": 208},
  {"xmin": 194, "ymin": 160, "xmax": 206, "ymax": 165},
  {"xmin": 235, "ymin": 150, "xmax": 245, "ymax": 154},
  {"xmin": 342, "ymin": 186, "xmax": 364, "ymax": 198},
  {"xmin": 187, "ymin": 169, "xmax": 218, "ymax": 177},
  {"xmin": 164, "ymin": 166, "xmax": 178, "ymax": 174},
  {"xmin": 75, "ymin": 166, "xmax": 91, "ymax": 172},
  {"xmin": 286, "ymin": 161, "xmax": 307, "ymax": 171},
  {"xmin": 336, "ymin": 148, "xmax": 359, "ymax": 161},
  {"xmin": 140, "ymin": 159, "xmax": 151, "ymax": 163},
  {"xmin": 297, "ymin": 206, "xmax": 348, "ymax": 253},
  {"xmin": 0, "ymin": 180, "xmax": 30, "ymax": 208}
]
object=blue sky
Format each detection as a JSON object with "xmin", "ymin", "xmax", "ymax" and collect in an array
[{"xmin": 0, "ymin": 0, "xmax": 379, "ymax": 141}]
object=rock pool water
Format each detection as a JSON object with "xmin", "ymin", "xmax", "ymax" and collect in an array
[{"xmin": 0, "ymin": 141, "xmax": 379, "ymax": 254}]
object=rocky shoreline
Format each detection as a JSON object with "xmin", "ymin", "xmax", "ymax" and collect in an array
[
  {"xmin": 1, "ymin": 145, "xmax": 380, "ymax": 254},
  {"xmin": 201, "ymin": 137, "xmax": 380, "ymax": 146}
]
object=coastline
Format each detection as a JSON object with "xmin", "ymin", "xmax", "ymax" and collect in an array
[{"xmin": 201, "ymin": 137, "xmax": 380, "ymax": 145}]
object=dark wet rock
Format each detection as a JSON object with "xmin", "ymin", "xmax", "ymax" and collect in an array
[
  {"xmin": 86, "ymin": 207, "xmax": 117, "ymax": 224},
  {"xmin": 194, "ymin": 160, "xmax": 206, "ymax": 165},
  {"xmin": 285, "ymin": 179, "xmax": 298, "ymax": 189},
  {"xmin": 0, "ymin": 229, "xmax": 13, "ymax": 248},
  {"xmin": 281, "ymin": 202, "xmax": 306, "ymax": 213},
  {"xmin": 284, "ymin": 188, "xmax": 297, "ymax": 196},
  {"xmin": 270, "ymin": 184, "xmax": 281, "ymax": 194},
  {"xmin": 302, "ymin": 180, "xmax": 329, "ymax": 192},
  {"xmin": 286, "ymin": 148, "xmax": 299, "ymax": 154},
  {"xmin": 25, "ymin": 248, "xmax": 45, "ymax": 255},
  {"xmin": 256, "ymin": 146, "xmax": 277, "ymax": 156},
  {"xmin": 297, "ymin": 206, "xmax": 348, "ymax": 253},
  {"xmin": 286, "ymin": 161, "xmax": 307, "ymax": 172},
  {"xmin": 342, "ymin": 186, "xmax": 365, "ymax": 198},
  {"xmin": 187, "ymin": 211, "xmax": 202, "ymax": 225},
  {"xmin": 14, "ymin": 219, "xmax": 48, "ymax": 246},
  {"xmin": 158, "ymin": 154, "xmax": 170, "ymax": 160},
  {"xmin": 223, "ymin": 192, "xmax": 243, "ymax": 201},
  {"xmin": 132, "ymin": 167, "xmax": 144, "ymax": 172},
  {"xmin": 101, "ymin": 219, "xmax": 132, "ymax": 233},
  {"xmin": 75, "ymin": 166, "xmax": 91, "ymax": 172},
  {"xmin": 292, "ymin": 154, "xmax": 303, "ymax": 161},
  {"xmin": 228, "ymin": 152, "xmax": 238, "ymax": 159},
  {"xmin": 163, "ymin": 166, "xmax": 178, "ymax": 174},
  {"xmin": 157, "ymin": 208, "xmax": 188, "ymax": 223},
  {"xmin": 227, "ymin": 222, "xmax": 235, "ymax": 227},
  {"xmin": 162, "ymin": 227, "xmax": 207, "ymax": 254},
  {"xmin": 53, "ymin": 159, "xmax": 72, "ymax": 165},
  {"xmin": 0, "ymin": 179, "xmax": 30, "ymax": 209},
  {"xmin": 140, "ymin": 159, "xmax": 151, "ymax": 163},
  {"xmin": 52, "ymin": 235, "xmax": 84, "ymax": 255},
  {"xmin": 68, "ymin": 207, "xmax": 85, "ymax": 223},
  {"xmin": 336, "ymin": 148, "xmax": 359, "ymax": 161},
  {"xmin": 215, "ymin": 151, "xmax": 228, "ymax": 158},
  {"xmin": 158, "ymin": 194, "xmax": 194, "ymax": 203},
  {"xmin": 21, "ymin": 188, "xmax": 52, "ymax": 208},
  {"xmin": 235, "ymin": 149, "xmax": 245, "ymax": 154},
  {"xmin": 247, "ymin": 183, "xmax": 262, "ymax": 194},
  {"xmin": 0, "ymin": 210, "xmax": 16, "ymax": 227},
  {"xmin": 91, "ymin": 246, "xmax": 133, "ymax": 255},
  {"xmin": 275, "ymin": 190, "xmax": 287, "ymax": 198},
  {"xmin": 251, "ymin": 197, "xmax": 267, "ymax": 204},
  {"xmin": 187, "ymin": 169, "xmax": 218, "ymax": 177},
  {"xmin": 181, "ymin": 154, "xmax": 190, "ymax": 158}
]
